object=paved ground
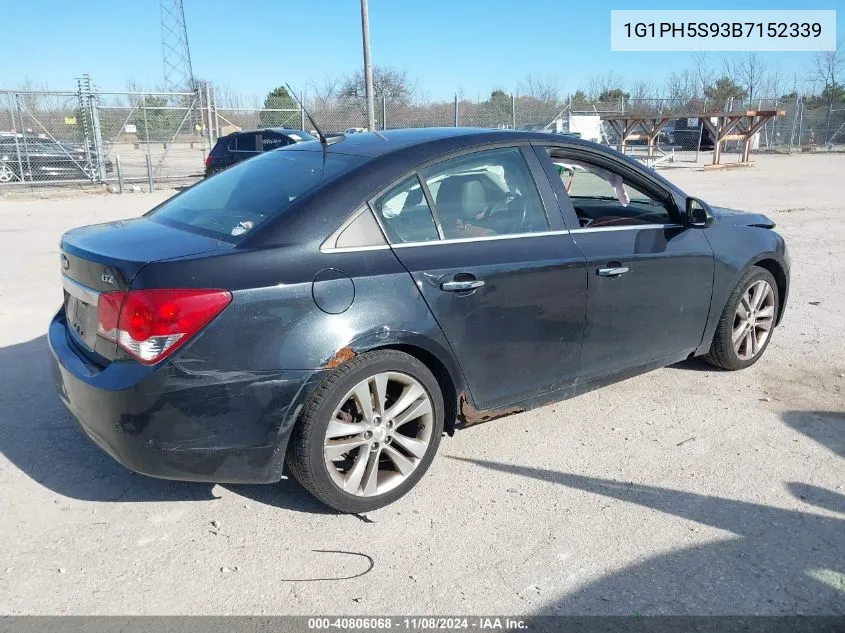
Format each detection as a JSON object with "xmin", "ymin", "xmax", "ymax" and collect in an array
[{"xmin": 0, "ymin": 153, "xmax": 843, "ymax": 615}]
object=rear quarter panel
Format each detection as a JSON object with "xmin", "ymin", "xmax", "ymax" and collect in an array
[
  {"xmin": 127, "ymin": 244, "xmax": 468, "ymax": 462},
  {"xmin": 132, "ymin": 244, "xmax": 465, "ymax": 389}
]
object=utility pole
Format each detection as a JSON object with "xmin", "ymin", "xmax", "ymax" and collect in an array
[
  {"xmin": 160, "ymin": 0, "xmax": 195, "ymax": 94},
  {"xmin": 360, "ymin": 0, "xmax": 376, "ymax": 131}
]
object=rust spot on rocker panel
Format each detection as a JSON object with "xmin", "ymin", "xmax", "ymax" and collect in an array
[
  {"xmin": 324, "ymin": 346, "xmax": 357, "ymax": 370},
  {"xmin": 457, "ymin": 392, "xmax": 525, "ymax": 427}
]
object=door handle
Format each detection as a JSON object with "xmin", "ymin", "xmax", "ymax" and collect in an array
[
  {"xmin": 440, "ymin": 279, "xmax": 485, "ymax": 291},
  {"xmin": 597, "ymin": 266, "xmax": 629, "ymax": 277}
]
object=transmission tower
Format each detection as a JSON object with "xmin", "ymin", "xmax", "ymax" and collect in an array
[{"xmin": 160, "ymin": 0, "xmax": 195, "ymax": 94}]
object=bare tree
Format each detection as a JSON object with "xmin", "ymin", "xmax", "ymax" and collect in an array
[
  {"xmin": 724, "ymin": 53, "xmax": 769, "ymax": 103},
  {"xmin": 692, "ymin": 51, "xmax": 715, "ymax": 100},
  {"xmin": 340, "ymin": 66, "xmax": 416, "ymax": 104},
  {"xmin": 761, "ymin": 64, "xmax": 784, "ymax": 105},
  {"xmin": 212, "ymin": 83, "xmax": 253, "ymax": 109},
  {"xmin": 307, "ymin": 74, "xmax": 341, "ymax": 110},
  {"xmin": 629, "ymin": 80, "xmax": 658, "ymax": 100},
  {"xmin": 586, "ymin": 71, "xmax": 626, "ymax": 101},
  {"xmin": 786, "ymin": 71, "xmax": 805, "ymax": 98},
  {"xmin": 665, "ymin": 68, "xmax": 697, "ymax": 106},
  {"xmin": 123, "ymin": 78, "xmax": 148, "ymax": 108},
  {"xmin": 414, "ymin": 88, "xmax": 432, "ymax": 106},
  {"xmin": 623, "ymin": 80, "xmax": 658, "ymax": 113},
  {"xmin": 661, "ymin": 52, "xmax": 718, "ymax": 110},
  {"xmin": 10, "ymin": 76, "xmax": 68, "ymax": 132},
  {"xmin": 809, "ymin": 41, "xmax": 844, "ymax": 94},
  {"xmin": 518, "ymin": 73, "xmax": 559, "ymax": 102},
  {"xmin": 809, "ymin": 39, "xmax": 845, "ymax": 142}
]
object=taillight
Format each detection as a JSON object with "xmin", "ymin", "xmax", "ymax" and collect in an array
[
  {"xmin": 205, "ymin": 155, "xmax": 213, "ymax": 168},
  {"xmin": 97, "ymin": 289, "xmax": 231, "ymax": 365}
]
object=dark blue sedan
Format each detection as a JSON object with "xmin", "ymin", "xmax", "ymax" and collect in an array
[{"xmin": 49, "ymin": 128, "xmax": 790, "ymax": 512}]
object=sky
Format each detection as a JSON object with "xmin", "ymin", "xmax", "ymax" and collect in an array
[{"xmin": 1, "ymin": 0, "xmax": 841, "ymax": 102}]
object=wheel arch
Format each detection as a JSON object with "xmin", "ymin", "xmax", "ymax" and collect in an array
[
  {"xmin": 749, "ymin": 256, "xmax": 788, "ymax": 326},
  {"xmin": 695, "ymin": 248, "xmax": 789, "ymax": 356},
  {"xmin": 328, "ymin": 330, "xmax": 469, "ymax": 436},
  {"xmin": 381, "ymin": 343, "xmax": 460, "ymax": 436}
]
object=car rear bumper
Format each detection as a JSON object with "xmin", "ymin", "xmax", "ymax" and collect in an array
[{"xmin": 48, "ymin": 310, "xmax": 323, "ymax": 484}]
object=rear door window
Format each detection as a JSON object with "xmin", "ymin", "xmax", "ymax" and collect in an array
[
  {"xmin": 261, "ymin": 132, "xmax": 289, "ymax": 151},
  {"xmin": 231, "ymin": 133, "xmax": 261, "ymax": 152},
  {"xmin": 372, "ymin": 175, "xmax": 440, "ymax": 244},
  {"xmin": 147, "ymin": 150, "xmax": 364, "ymax": 242},
  {"xmin": 421, "ymin": 147, "xmax": 549, "ymax": 239}
]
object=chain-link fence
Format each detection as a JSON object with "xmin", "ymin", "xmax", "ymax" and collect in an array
[
  {"xmin": 1, "ymin": 86, "xmax": 212, "ymax": 186},
  {"xmin": 2, "ymin": 82, "xmax": 844, "ymax": 188},
  {"xmin": 215, "ymin": 107, "xmax": 303, "ymax": 136},
  {"xmin": 97, "ymin": 90, "xmax": 211, "ymax": 184},
  {"xmin": 1, "ymin": 91, "xmax": 101, "ymax": 184},
  {"xmin": 589, "ymin": 96, "xmax": 845, "ymax": 168}
]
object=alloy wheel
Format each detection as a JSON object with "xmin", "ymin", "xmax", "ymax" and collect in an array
[
  {"xmin": 323, "ymin": 371, "xmax": 434, "ymax": 497},
  {"xmin": 732, "ymin": 279, "xmax": 775, "ymax": 360},
  {"xmin": 0, "ymin": 164, "xmax": 16, "ymax": 183}
]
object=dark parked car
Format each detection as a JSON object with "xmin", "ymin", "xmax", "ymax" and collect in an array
[
  {"xmin": 671, "ymin": 117, "xmax": 716, "ymax": 150},
  {"xmin": 50, "ymin": 128, "xmax": 790, "ymax": 512},
  {"xmin": 204, "ymin": 128, "xmax": 316, "ymax": 176},
  {"xmin": 628, "ymin": 129, "xmax": 675, "ymax": 146},
  {"xmin": 0, "ymin": 135, "xmax": 112, "ymax": 183}
]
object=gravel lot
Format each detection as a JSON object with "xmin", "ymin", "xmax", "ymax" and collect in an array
[{"xmin": 0, "ymin": 153, "xmax": 843, "ymax": 616}]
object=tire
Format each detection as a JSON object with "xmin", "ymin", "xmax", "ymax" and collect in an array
[
  {"xmin": 704, "ymin": 266, "xmax": 779, "ymax": 371},
  {"xmin": 286, "ymin": 350, "xmax": 445, "ymax": 513}
]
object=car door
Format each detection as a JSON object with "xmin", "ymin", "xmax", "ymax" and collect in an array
[
  {"xmin": 372, "ymin": 145, "xmax": 587, "ymax": 410},
  {"xmin": 536, "ymin": 144, "xmax": 714, "ymax": 381}
]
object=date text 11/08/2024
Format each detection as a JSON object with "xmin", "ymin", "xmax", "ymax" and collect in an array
[{"xmin": 307, "ymin": 617, "xmax": 528, "ymax": 630}]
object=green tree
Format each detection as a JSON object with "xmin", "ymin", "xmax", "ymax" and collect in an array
[
  {"xmin": 598, "ymin": 88, "xmax": 630, "ymax": 103},
  {"xmin": 820, "ymin": 82, "xmax": 845, "ymax": 102},
  {"xmin": 259, "ymin": 86, "xmax": 299, "ymax": 128},
  {"xmin": 487, "ymin": 89, "xmax": 512, "ymax": 127},
  {"xmin": 703, "ymin": 77, "xmax": 747, "ymax": 109},
  {"xmin": 134, "ymin": 96, "xmax": 178, "ymax": 142},
  {"xmin": 569, "ymin": 90, "xmax": 589, "ymax": 107},
  {"xmin": 489, "ymin": 89, "xmax": 511, "ymax": 110},
  {"xmin": 806, "ymin": 84, "xmax": 845, "ymax": 109}
]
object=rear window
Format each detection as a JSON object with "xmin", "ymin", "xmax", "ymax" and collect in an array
[
  {"xmin": 209, "ymin": 138, "xmax": 230, "ymax": 156},
  {"xmin": 147, "ymin": 150, "xmax": 365, "ymax": 241}
]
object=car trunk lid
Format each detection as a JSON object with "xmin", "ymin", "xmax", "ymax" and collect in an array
[{"xmin": 60, "ymin": 217, "xmax": 231, "ymax": 362}]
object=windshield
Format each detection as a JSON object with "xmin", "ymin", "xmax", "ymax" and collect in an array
[{"xmin": 147, "ymin": 149, "xmax": 364, "ymax": 241}]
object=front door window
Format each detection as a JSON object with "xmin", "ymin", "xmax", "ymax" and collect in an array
[{"xmin": 548, "ymin": 154, "xmax": 673, "ymax": 228}]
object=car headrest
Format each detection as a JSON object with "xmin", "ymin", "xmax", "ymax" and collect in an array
[{"xmin": 435, "ymin": 177, "xmax": 487, "ymax": 220}]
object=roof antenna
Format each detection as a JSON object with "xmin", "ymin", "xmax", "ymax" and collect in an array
[{"xmin": 286, "ymin": 83, "xmax": 345, "ymax": 147}]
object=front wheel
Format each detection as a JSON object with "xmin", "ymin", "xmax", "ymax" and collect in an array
[
  {"xmin": 704, "ymin": 266, "xmax": 779, "ymax": 370},
  {"xmin": 286, "ymin": 350, "xmax": 444, "ymax": 513}
]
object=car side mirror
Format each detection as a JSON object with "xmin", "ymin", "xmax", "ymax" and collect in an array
[{"xmin": 686, "ymin": 197, "xmax": 714, "ymax": 228}]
